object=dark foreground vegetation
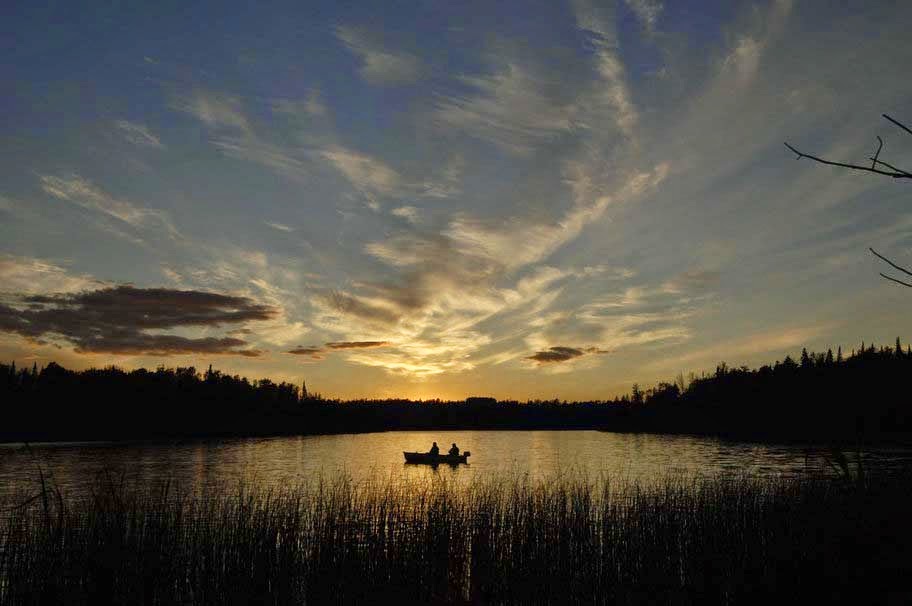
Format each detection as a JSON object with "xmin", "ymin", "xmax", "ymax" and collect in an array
[
  {"xmin": 2, "ymin": 338, "xmax": 912, "ymax": 443},
  {"xmin": 2, "ymin": 471, "xmax": 910, "ymax": 605}
]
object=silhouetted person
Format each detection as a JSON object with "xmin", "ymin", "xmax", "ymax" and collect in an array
[
  {"xmin": 448, "ymin": 443, "xmax": 460, "ymax": 456},
  {"xmin": 429, "ymin": 442, "xmax": 439, "ymax": 456}
]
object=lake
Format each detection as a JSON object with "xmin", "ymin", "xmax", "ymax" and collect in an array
[{"xmin": 2, "ymin": 430, "xmax": 910, "ymax": 499}]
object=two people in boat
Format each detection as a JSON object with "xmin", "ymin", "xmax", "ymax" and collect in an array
[{"xmin": 428, "ymin": 442, "xmax": 460, "ymax": 456}]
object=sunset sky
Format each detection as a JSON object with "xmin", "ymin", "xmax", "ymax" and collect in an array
[{"xmin": 2, "ymin": 0, "xmax": 911, "ymax": 400}]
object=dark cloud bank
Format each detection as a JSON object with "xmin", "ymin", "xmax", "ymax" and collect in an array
[
  {"xmin": 287, "ymin": 341, "xmax": 389, "ymax": 359},
  {"xmin": 286, "ymin": 346, "xmax": 325, "ymax": 359},
  {"xmin": 0, "ymin": 285, "xmax": 277, "ymax": 356},
  {"xmin": 326, "ymin": 341, "xmax": 389, "ymax": 349},
  {"xmin": 527, "ymin": 346, "xmax": 606, "ymax": 364}
]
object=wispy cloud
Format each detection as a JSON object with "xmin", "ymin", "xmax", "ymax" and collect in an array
[
  {"xmin": 39, "ymin": 174, "xmax": 178, "ymax": 238},
  {"xmin": 114, "ymin": 120, "xmax": 164, "ymax": 148},
  {"xmin": 173, "ymin": 90, "xmax": 250, "ymax": 132},
  {"xmin": 573, "ymin": 0, "xmax": 638, "ymax": 138},
  {"xmin": 175, "ymin": 89, "xmax": 312, "ymax": 181},
  {"xmin": 336, "ymin": 26, "xmax": 421, "ymax": 85},
  {"xmin": 0, "ymin": 255, "xmax": 103, "ymax": 296},
  {"xmin": 272, "ymin": 91, "xmax": 326, "ymax": 118},
  {"xmin": 624, "ymin": 0, "xmax": 663, "ymax": 32},
  {"xmin": 215, "ymin": 136, "xmax": 309, "ymax": 181},
  {"xmin": 319, "ymin": 145, "xmax": 400, "ymax": 207},
  {"xmin": 435, "ymin": 62, "xmax": 576, "ymax": 155},
  {"xmin": 662, "ymin": 269, "xmax": 721, "ymax": 294},
  {"xmin": 416, "ymin": 155, "xmax": 463, "ymax": 199},
  {"xmin": 446, "ymin": 162, "xmax": 668, "ymax": 269},
  {"xmin": 264, "ymin": 221, "xmax": 294, "ymax": 232},
  {"xmin": 646, "ymin": 324, "xmax": 833, "ymax": 374},
  {"xmin": 308, "ymin": 132, "xmax": 668, "ymax": 378},
  {"xmin": 390, "ymin": 206, "xmax": 420, "ymax": 224}
]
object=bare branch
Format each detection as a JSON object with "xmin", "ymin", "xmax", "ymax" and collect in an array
[
  {"xmin": 870, "ymin": 248, "xmax": 912, "ymax": 287},
  {"xmin": 783, "ymin": 142, "xmax": 911, "ymax": 179},
  {"xmin": 869, "ymin": 247, "xmax": 912, "ymax": 278},
  {"xmin": 879, "ymin": 273, "xmax": 912, "ymax": 288},
  {"xmin": 868, "ymin": 157, "xmax": 912, "ymax": 177},
  {"xmin": 883, "ymin": 114, "xmax": 912, "ymax": 137},
  {"xmin": 871, "ymin": 136, "xmax": 883, "ymax": 169}
]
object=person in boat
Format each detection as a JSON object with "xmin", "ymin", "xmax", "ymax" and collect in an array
[
  {"xmin": 448, "ymin": 443, "xmax": 460, "ymax": 457},
  {"xmin": 429, "ymin": 442, "xmax": 439, "ymax": 456}
]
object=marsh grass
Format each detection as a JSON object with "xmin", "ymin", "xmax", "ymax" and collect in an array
[{"xmin": 1, "ymin": 470, "xmax": 910, "ymax": 605}]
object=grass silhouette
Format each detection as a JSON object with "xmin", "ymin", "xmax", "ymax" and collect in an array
[{"xmin": 1, "ymin": 469, "xmax": 910, "ymax": 604}]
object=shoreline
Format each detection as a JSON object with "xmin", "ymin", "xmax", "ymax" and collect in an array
[{"xmin": 4, "ymin": 425, "xmax": 912, "ymax": 448}]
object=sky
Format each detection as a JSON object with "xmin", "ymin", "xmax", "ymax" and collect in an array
[{"xmin": 1, "ymin": 0, "xmax": 911, "ymax": 400}]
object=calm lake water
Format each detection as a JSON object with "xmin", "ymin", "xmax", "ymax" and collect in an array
[{"xmin": 1, "ymin": 430, "xmax": 910, "ymax": 499}]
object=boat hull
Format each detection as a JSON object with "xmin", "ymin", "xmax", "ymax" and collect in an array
[{"xmin": 403, "ymin": 451, "xmax": 470, "ymax": 465}]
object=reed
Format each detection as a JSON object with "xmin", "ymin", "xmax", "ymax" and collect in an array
[{"xmin": 1, "ymin": 470, "xmax": 909, "ymax": 605}]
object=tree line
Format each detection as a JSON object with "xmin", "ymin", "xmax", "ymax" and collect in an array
[{"xmin": 2, "ymin": 338, "xmax": 911, "ymax": 443}]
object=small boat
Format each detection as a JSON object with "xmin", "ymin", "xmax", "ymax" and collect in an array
[{"xmin": 403, "ymin": 451, "xmax": 471, "ymax": 465}]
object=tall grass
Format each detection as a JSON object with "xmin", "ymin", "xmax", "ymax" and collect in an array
[{"xmin": 1, "ymin": 471, "xmax": 910, "ymax": 605}]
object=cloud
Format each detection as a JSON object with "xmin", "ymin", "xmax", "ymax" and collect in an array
[
  {"xmin": 286, "ymin": 345, "xmax": 324, "ymax": 359},
  {"xmin": 0, "ymin": 286, "xmax": 278, "ymax": 356},
  {"xmin": 299, "ymin": 0, "xmax": 669, "ymax": 381},
  {"xmin": 325, "ymin": 291, "xmax": 401, "ymax": 325},
  {"xmin": 573, "ymin": 0, "xmax": 638, "ymax": 137},
  {"xmin": 264, "ymin": 221, "xmax": 294, "ymax": 232},
  {"xmin": 174, "ymin": 89, "xmax": 312, "ymax": 182},
  {"xmin": 213, "ymin": 136, "xmax": 309, "ymax": 181},
  {"xmin": 446, "ymin": 162, "xmax": 668, "ymax": 269},
  {"xmin": 285, "ymin": 340, "xmax": 389, "ymax": 360},
  {"xmin": 645, "ymin": 324, "xmax": 832, "ymax": 373},
  {"xmin": 435, "ymin": 62, "xmax": 576, "ymax": 155},
  {"xmin": 662, "ymin": 269, "xmax": 721, "ymax": 294},
  {"xmin": 624, "ymin": 0, "xmax": 663, "ymax": 32},
  {"xmin": 526, "ymin": 346, "xmax": 588, "ymax": 363},
  {"xmin": 326, "ymin": 341, "xmax": 389, "ymax": 349},
  {"xmin": 309, "ymin": 155, "xmax": 667, "ymax": 379},
  {"xmin": 319, "ymin": 145, "xmax": 400, "ymax": 197},
  {"xmin": 272, "ymin": 91, "xmax": 326, "ymax": 118},
  {"xmin": 336, "ymin": 26, "xmax": 421, "ymax": 85},
  {"xmin": 157, "ymin": 246, "xmax": 317, "ymax": 355},
  {"xmin": 416, "ymin": 155, "xmax": 463, "ymax": 199},
  {"xmin": 391, "ymin": 206, "xmax": 420, "ymax": 224},
  {"xmin": 521, "ymin": 277, "xmax": 700, "ymax": 369},
  {"xmin": 0, "ymin": 255, "xmax": 102, "ymax": 296},
  {"xmin": 173, "ymin": 90, "xmax": 250, "ymax": 132},
  {"xmin": 39, "ymin": 174, "xmax": 178, "ymax": 237},
  {"xmin": 114, "ymin": 120, "xmax": 164, "ymax": 148}
]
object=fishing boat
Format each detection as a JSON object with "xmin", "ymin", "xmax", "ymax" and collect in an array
[{"xmin": 403, "ymin": 451, "xmax": 471, "ymax": 465}]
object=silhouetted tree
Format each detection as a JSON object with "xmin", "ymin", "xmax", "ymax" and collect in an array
[{"xmin": 2, "ymin": 339, "xmax": 912, "ymax": 442}]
